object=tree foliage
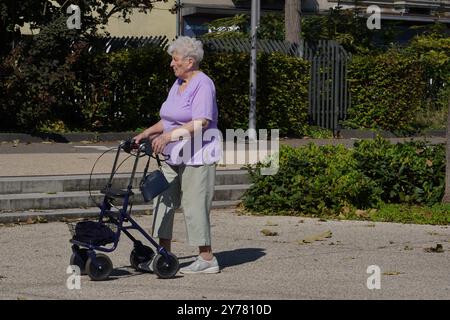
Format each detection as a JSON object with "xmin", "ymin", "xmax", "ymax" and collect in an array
[{"xmin": 0, "ymin": 0, "xmax": 167, "ymax": 131}]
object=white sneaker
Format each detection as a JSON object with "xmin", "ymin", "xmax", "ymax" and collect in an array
[{"xmin": 179, "ymin": 256, "xmax": 220, "ymax": 274}]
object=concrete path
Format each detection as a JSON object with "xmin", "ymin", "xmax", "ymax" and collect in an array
[
  {"xmin": 0, "ymin": 209, "xmax": 449, "ymax": 300},
  {"xmin": 0, "ymin": 138, "xmax": 448, "ymax": 300}
]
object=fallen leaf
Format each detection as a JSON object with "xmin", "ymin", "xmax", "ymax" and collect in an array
[
  {"xmin": 424, "ymin": 244, "xmax": 444, "ymax": 253},
  {"xmin": 298, "ymin": 230, "xmax": 332, "ymax": 244},
  {"xmin": 426, "ymin": 159, "xmax": 433, "ymax": 167},
  {"xmin": 265, "ymin": 220, "xmax": 278, "ymax": 226},
  {"xmin": 12, "ymin": 139, "xmax": 20, "ymax": 147},
  {"xmin": 261, "ymin": 229, "xmax": 278, "ymax": 236}
]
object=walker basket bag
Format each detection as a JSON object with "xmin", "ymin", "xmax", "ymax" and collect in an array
[
  {"xmin": 70, "ymin": 221, "xmax": 116, "ymax": 246},
  {"xmin": 140, "ymin": 170, "xmax": 170, "ymax": 202}
]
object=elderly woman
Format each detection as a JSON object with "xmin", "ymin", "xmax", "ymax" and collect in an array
[{"xmin": 133, "ymin": 36, "xmax": 220, "ymax": 274}]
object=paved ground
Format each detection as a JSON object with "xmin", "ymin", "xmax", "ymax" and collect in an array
[
  {"xmin": 0, "ymin": 208, "xmax": 449, "ymax": 300},
  {"xmin": 0, "ymin": 138, "xmax": 449, "ymax": 300}
]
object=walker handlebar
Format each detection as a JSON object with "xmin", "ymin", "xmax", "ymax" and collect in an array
[{"xmin": 120, "ymin": 138, "xmax": 169, "ymax": 160}]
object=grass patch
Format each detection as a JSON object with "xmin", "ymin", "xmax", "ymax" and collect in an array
[
  {"xmin": 368, "ymin": 203, "xmax": 450, "ymax": 225},
  {"xmin": 342, "ymin": 203, "xmax": 450, "ymax": 225},
  {"xmin": 242, "ymin": 203, "xmax": 450, "ymax": 225},
  {"xmin": 303, "ymin": 126, "xmax": 334, "ymax": 139}
]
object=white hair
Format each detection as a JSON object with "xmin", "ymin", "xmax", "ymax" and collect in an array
[{"xmin": 167, "ymin": 36, "xmax": 204, "ymax": 65}]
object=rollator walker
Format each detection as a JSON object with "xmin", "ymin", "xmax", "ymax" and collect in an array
[{"xmin": 68, "ymin": 138, "xmax": 178, "ymax": 281}]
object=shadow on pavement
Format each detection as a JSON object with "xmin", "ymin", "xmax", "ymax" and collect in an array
[
  {"xmin": 178, "ymin": 248, "xmax": 266, "ymax": 270},
  {"xmin": 215, "ymin": 248, "xmax": 266, "ymax": 270}
]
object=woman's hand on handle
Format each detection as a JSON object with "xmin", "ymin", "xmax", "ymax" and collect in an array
[
  {"xmin": 152, "ymin": 133, "xmax": 171, "ymax": 154},
  {"xmin": 132, "ymin": 133, "xmax": 146, "ymax": 145}
]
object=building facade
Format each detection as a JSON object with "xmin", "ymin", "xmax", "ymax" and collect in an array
[{"xmin": 180, "ymin": 0, "xmax": 450, "ymax": 37}]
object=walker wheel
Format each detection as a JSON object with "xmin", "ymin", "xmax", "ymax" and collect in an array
[
  {"xmin": 152, "ymin": 253, "xmax": 179, "ymax": 279},
  {"xmin": 85, "ymin": 253, "xmax": 113, "ymax": 281},
  {"xmin": 130, "ymin": 245, "xmax": 155, "ymax": 270},
  {"xmin": 70, "ymin": 248, "xmax": 88, "ymax": 275}
]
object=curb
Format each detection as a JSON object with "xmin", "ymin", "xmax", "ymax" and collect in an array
[
  {"xmin": 338, "ymin": 129, "xmax": 447, "ymax": 139},
  {"xmin": 0, "ymin": 201, "xmax": 241, "ymax": 224}
]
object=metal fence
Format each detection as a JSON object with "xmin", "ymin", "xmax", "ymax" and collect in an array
[
  {"xmin": 304, "ymin": 40, "xmax": 351, "ymax": 134},
  {"xmin": 89, "ymin": 35, "xmax": 169, "ymax": 53}
]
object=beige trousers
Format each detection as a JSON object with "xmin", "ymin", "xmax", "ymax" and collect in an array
[{"xmin": 151, "ymin": 162, "xmax": 216, "ymax": 246}]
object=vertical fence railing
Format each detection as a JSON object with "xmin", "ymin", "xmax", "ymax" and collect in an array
[{"xmin": 304, "ymin": 40, "xmax": 351, "ymax": 134}]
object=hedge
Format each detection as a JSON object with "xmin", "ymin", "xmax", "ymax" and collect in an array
[
  {"xmin": 202, "ymin": 52, "xmax": 310, "ymax": 136},
  {"xmin": 344, "ymin": 36, "xmax": 450, "ymax": 134},
  {"xmin": 0, "ymin": 42, "xmax": 310, "ymax": 136},
  {"xmin": 1, "ymin": 33, "xmax": 448, "ymax": 135},
  {"xmin": 345, "ymin": 50, "xmax": 427, "ymax": 133}
]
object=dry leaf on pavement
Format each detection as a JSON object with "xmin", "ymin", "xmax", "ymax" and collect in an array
[{"xmin": 297, "ymin": 230, "xmax": 332, "ymax": 244}]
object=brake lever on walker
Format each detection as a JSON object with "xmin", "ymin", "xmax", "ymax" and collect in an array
[
  {"xmin": 121, "ymin": 138, "xmax": 133, "ymax": 153},
  {"xmin": 121, "ymin": 138, "xmax": 141, "ymax": 154}
]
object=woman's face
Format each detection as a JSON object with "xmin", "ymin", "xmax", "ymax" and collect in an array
[{"xmin": 170, "ymin": 52, "xmax": 194, "ymax": 79}]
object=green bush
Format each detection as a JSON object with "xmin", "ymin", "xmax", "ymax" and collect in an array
[
  {"xmin": 1, "ymin": 41, "xmax": 310, "ymax": 134},
  {"xmin": 72, "ymin": 45, "xmax": 172, "ymax": 131},
  {"xmin": 353, "ymin": 137, "xmax": 445, "ymax": 205},
  {"xmin": 345, "ymin": 34, "xmax": 450, "ymax": 133},
  {"xmin": 345, "ymin": 49, "xmax": 427, "ymax": 134},
  {"xmin": 243, "ymin": 144, "xmax": 383, "ymax": 215},
  {"xmin": 202, "ymin": 52, "xmax": 310, "ymax": 136},
  {"xmin": 201, "ymin": 52, "xmax": 250, "ymax": 131},
  {"xmin": 406, "ymin": 35, "xmax": 450, "ymax": 111},
  {"xmin": 0, "ymin": 17, "xmax": 81, "ymax": 132},
  {"xmin": 243, "ymin": 137, "xmax": 445, "ymax": 216},
  {"xmin": 257, "ymin": 53, "xmax": 310, "ymax": 136}
]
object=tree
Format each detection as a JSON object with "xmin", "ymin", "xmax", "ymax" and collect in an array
[
  {"xmin": 0, "ymin": 0, "xmax": 168, "ymax": 131},
  {"xmin": 0, "ymin": 0, "xmax": 167, "ymax": 55},
  {"xmin": 284, "ymin": 0, "xmax": 300, "ymax": 43}
]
